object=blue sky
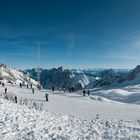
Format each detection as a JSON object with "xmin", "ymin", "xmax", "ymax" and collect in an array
[{"xmin": 0, "ymin": 0, "xmax": 140, "ymax": 69}]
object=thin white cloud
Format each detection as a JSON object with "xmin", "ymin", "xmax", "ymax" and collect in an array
[
  {"xmin": 106, "ymin": 30, "xmax": 140, "ymax": 46},
  {"xmin": 104, "ymin": 54, "xmax": 136, "ymax": 60},
  {"xmin": 65, "ymin": 32, "xmax": 76, "ymax": 55}
]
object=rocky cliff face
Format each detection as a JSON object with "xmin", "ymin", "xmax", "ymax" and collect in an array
[
  {"xmin": 24, "ymin": 65, "xmax": 140, "ymax": 90},
  {"xmin": 24, "ymin": 67, "xmax": 97, "ymax": 90}
]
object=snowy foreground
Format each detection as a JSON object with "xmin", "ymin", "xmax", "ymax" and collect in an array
[
  {"xmin": 1, "ymin": 98, "xmax": 140, "ymax": 140},
  {"xmin": 1, "ymin": 83, "xmax": 140, "ymax": 139}
]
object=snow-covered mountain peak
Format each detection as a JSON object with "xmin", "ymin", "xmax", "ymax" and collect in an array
[{"xmin": 0, "ymin": 63, "xmax": 38, "ymax": 86}]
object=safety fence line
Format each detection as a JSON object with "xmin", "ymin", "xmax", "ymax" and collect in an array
[{"xmin": 0, "ymin": 92, "xmax": 44, "ymax": 111}]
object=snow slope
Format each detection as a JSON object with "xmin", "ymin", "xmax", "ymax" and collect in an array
[
  {"xmin": 1, "ymin": 98, "xmax": 140, "ymax": 140},
  {"xmin": 1, "ymin": 83, "xmax": 140, "ymax": 120},
  {"xmin": 0, "ymin": 64, "xmax": 38, "ymax": 87},
  {"xmin": 0, "ymin": 82, "xmax": 140, "ymax": 139},
  {"xmin": 90, "ymin": 84, "xmax": 140, "ymax": 104}
]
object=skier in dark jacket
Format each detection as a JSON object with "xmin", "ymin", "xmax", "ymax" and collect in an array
[
  {"xmin": 19, "ymin": 83, "xmax": 22, "ymax": 88},
  {"xmin": 83, "ymin": 90, "xmax": 86, "ymax": 96},
  {"xmin": 71, "ymin": 87, "xmax": 74, "ymax": 92},
  {"xmin": 31, "ymin": 83, "xmax": 33, "ymax": 89},
  {"xmin": 5, "ymin": 87, "xmax": 7, "ymax": 94},
  {"xmin": 15, "ymin": 96, "xmax": 17, "ymax": 103},
  {"xmin": 32, "ymin": 88, "xmax": 35, "ymax": 94},
  {"xmin": 52, "ymin": 86, "xmax": 54, "ymax": 92}
]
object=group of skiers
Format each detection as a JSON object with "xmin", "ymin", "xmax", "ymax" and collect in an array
[
  {"xmin": 51, "ymin": 86, "xmax": 74, "ymax": 93},
  {"xmin": 51, "ymin": 85, "xmax": 90, "ymax": 97},
  {"xmin": 0, "ymin": 82, "xmax": 18, "ymax": 103},
  {"xmin": 51, "ymin": 86, "xmax": 66, "ymax": 92},
  {"xmin": 0, "ymin": 80, "xmax": 49, "ymax": 103},
  {"xmin": 1, "ymin": 81, "xmax": 91, "ymax": 103},
  {"xmin": 0, "ymin": 82, "xmax": 7, "ymax": 94},
  {"xmin": 19, "ymin": 82, "xmax": 35, "ymax": 94},
  {"xmin": 83, "ymin": 90, "xmax": 90, "ymax": 96},
  {"xmin": 68, "ymin": 87, "xmax": 74, "ymax": 93},
  {"xmin": 51, "ymin": 85, "xmax": 91, "ymax": 99},
  {"xmin": 18, "ymin": 82, "xmax": 49, "ymax": 101}
]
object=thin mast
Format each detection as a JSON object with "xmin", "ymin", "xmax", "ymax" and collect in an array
[
  {"xmin": 37, "ymin": 41, "xmax": 40, "ymax": 85},
  {"xmin": 38, "ymin": 41, "xmax": 40, "ymax": 68}
]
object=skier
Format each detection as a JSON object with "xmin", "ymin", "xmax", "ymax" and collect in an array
[
  {"xmin": 30, "ymin": 83, "xmax": 33, "ymax": 89},
  {"xmin": 2, "ymin": 83, "xmax": 5, "ymax": 87},
  {"xmin": 71, "ymin": 87, "xmax": 74, "ymax": 92},
  {"xmin": 87, "ymin": 90, "xmax": 90, "ymax": 96},
  {"xmin": 15, "ymin": 96, "xmax": 17, "ymax": 103},
  {"xmin": 32, "ymin": 88, "xmax": 35, "ymax": 94},
  {"xmin": 45, "ymin": 92, "xmax": 49, "ymax": 101},
  {"xmin": 52, "ymin": 86, "xmax": 54, "ymax": 92},
  {"xmin": 83, "ymin": 90, "xmax": 86, "ymax": 96},
  {"xmin": 4, "ymin": 87, "xmax": 7, "ymax": 94},
  {"xmin": 19, "ymin": 83, "xmax": 22, "ymax": 88},
  {"xmin": 27, "ymin": 84, "xmax": 29, "ymax": 89}
]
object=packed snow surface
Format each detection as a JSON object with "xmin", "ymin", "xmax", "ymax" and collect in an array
[
  {"xmin": 1, "ymin": 83, "xmax": 140, "ymax": 139},
  {"xmin": 1, "ymin": 98, "xmax": 140, "ymax": 140},
  {"xmin": 1, "ymin": 83, "xmax": 140, "ymax": 120},
  {"xmin": 91, "ymin": 85, "xmax": 140, "ymax": 104}
]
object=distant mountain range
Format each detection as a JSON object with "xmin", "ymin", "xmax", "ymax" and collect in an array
[
  {"xmin": 87, "ymin": 65, "xmax": 140, "ymax": 88},
  {"xmin": 1, "ymin": 63, "xmax": 139, "ymax": 90},
  {"xmin": 23, "ymin": 66, "xmax": 131, "ymax": 90},
  {"xmin": 23, "ymin": 67, "xmax": 97, "ymax": 90}
]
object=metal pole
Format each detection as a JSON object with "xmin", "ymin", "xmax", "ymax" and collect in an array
[
  {"xmin": 37, "ymin": 41, "xmax": 40, "ymax": 85},
  {"xmin": 38, "ymin": 41, "xmax": 40, "ymax": 68}
]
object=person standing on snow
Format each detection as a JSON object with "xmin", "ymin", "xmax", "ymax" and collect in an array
[
  {"xmin": 52, "ymin": 86, "xmax": 54, "ymax": 92},
  {"xmin": 63, "ymin": 88, "xmax": 66, "ymax": 93},
  {"xmin": 71, "ymin": 87, "xmax": 74, "ymax": 92},
  {"xmin": 83, "ymin": 90, "xmax": 86, "ymax": 96},
  {"xmin": 31, "ymin": 83, "xmax": 33, "ymax": 89},
  {"xmin": 45, "ymin": 92, "xmax": 49, "ymax": 101},
  {"xmin": 4, "ymin": 87, "xmax": 7, "ymax": 94},
  {"xmin": 15, "ymin": 96, "xmax": 17, "ymax": 103},
  {"xmin": 19, "ymin": 83, "xmax": 22, "ymax": 88},
  {"xmin": 32, "ymin": 88, "xmax": 35, "ymax": 94}
]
